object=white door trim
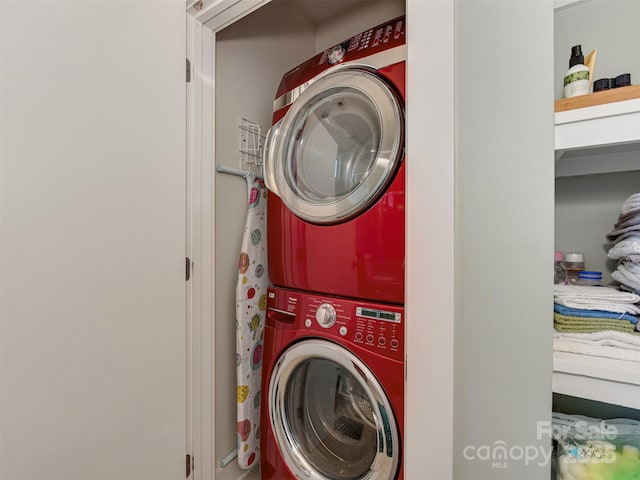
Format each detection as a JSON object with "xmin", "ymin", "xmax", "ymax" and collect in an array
[
  {"xmin": 187, "ymin": 3, "xmax": 273, "ymax": 479},
  {"xmin": 186, "ymin": 13, "xmax": 217, "ymax": 480},
  {"xmin": 405, "ymin": 1, "xmax": 455, "ymax": 479}
]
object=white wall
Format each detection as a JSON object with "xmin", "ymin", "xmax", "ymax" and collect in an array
[
  {"xmin": 454, "ymin": 1, "xmax": 554, "ymax": 478},
  {"xmin": 554, "ymin": 0, "xmax": 640, "ymax": 99}
]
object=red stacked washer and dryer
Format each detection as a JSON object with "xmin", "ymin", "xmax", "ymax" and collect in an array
[{"xmin": 260, "ymin": 16, "xmax": 406, "ymax": 480}]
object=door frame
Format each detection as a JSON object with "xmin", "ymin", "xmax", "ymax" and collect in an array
[
  {"xmin": 186, "ymin": 3, "xmax": 272, "ymax": 479},
  {"xmin": 186, "ymin": 1, "xmax": 456, "ymax": 479}
]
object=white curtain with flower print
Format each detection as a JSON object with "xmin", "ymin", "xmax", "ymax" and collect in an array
[{"xmin": 235, "ymin": 179, "xmax": 268, "ymax": 470}]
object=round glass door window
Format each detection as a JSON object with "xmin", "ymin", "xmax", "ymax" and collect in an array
[
  {"xmin": 285, "ymin": 87, "xmax": 381, "ymax": 203},
  {"xmin": 269, "ymin": 340, "xmax": 399, "ymax": 480},
  {"xmin": 286, "ymin": 358, "xmax": 377, "ymax": 478},
  {"xmin": 264, "ymin": 69, "xmax": 403, "ymax": 224}
]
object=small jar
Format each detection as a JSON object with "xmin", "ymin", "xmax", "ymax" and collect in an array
[
  {"xmin": 564, "ymin": 252, "xmax": 585, "ymax": 284},
  {"xmin": 554, "ymin": 251, "xmax": 567, "ymax": 285},
  {"xmin": 575, "ymin": 270, "xmax": 605, "ymax": 286}
]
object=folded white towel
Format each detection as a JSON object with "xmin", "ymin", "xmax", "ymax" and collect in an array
[
  {"xmin": 608, "ymin": 235, "xmax": 640, "ymax": 259},
  {"xmin": 553, "ymin": 329, "xmax": 640, "ymax": 350},
  {"xmin": 621, "ymin": 260, "xmax": 640, "ymax": 274},
  {"xmin": 553, "ymin": 284, "xmax": 640, "ymax": 302},
  {"xmin": 612, "ymin": 271, "xmax": 640, "ymax": 294},
  {"xmin": 553, "ymin": 337, "xmax": 640, "ymax": 362},
  {"xmin": 621, "ymin": 192, "xmax": 640, "ymax": 215},
  {"xmin": 553, "ymin": 284, "xmax": 640, "ymax": 315}
]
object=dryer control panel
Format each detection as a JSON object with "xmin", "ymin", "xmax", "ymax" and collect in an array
[
  {"xmin": 273, "ymin": 15, "xmax": 406, "ymax": 105},
  {"xmin": 267, "ymin": 287, "xmax": 404, "ymax": 362}
]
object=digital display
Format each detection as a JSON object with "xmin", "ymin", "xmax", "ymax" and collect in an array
[{"xmin": 356, "ymin": 307, "xmax": 401, "ymax": 323}]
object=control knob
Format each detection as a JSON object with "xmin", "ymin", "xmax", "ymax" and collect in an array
[
  {"xmin": 315, "ymin": 303, "xmax": 336, "ymax": 328},
  {"xmin": 327, "ymin": 44, "xmax": 346, "ymax": 65}
]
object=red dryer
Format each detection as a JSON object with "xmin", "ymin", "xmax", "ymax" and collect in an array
[
  {"xmin": 260, "ymin": 286, "xmax": 405, "ymax": 480},
  {"xmin": 263, "ymin": 16, "xmax": 406, "ymax": 305}
]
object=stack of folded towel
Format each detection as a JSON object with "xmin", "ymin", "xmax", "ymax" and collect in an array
[
  {"xmin": 607, "ymin": 192, "xmax": 640, "ymax": 294},
  {"xmin": 553, "ymin": 284, "xmax": 640, "ymax": 361},
  {"xmin": 553, "ymin": 330, "xmax": 640, "ymax": 362},
  {"xmin": 554, "ymin": 284, "xmax": 640, "ymax": 318},
  {"xmin": 554, "ymin": 303, "xmax": 638, "ymax": 334}
]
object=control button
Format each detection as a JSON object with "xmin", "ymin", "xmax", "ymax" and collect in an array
[
  {"xmin": 304, "ymin": 318, "xmax": 312, "ymax": 328},
  {"xmin": 390, "ymin": 339, "xmax": 399, "ymax": 349},
  {"xmin": 366, "ymin": 334, "xmax": 374, "ymax": 343},
  {"xmin": 339, "ymin": 326, "xmax": 348, "ymax": 337},
  {"xmin": 315, "ymin": 303, "xmax": 337, "ymax": 328},
  {"xmin": 354, "ymin": 332, "xmax": 363, "ymax": 341},
  {"xmin": 378, "ymin": 337, "xmax": 386, "ymax": 346}
]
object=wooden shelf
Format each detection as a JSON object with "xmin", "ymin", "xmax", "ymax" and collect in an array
[
  {"xmin": 555, "ymin": 85, "xmax": 640, "ymax": 113},
  {"xmin": 553, "ymin": 352, "xmax": 640, "ymax": 410}
]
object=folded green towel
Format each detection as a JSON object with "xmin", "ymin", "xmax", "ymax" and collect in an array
[
  {"xmin": 553, "ymin": 312, "xmax": 637, "ymax": 334},
  {"xmin": 553, "ymin": 324, "xmax": 638, "ymax": 334}
]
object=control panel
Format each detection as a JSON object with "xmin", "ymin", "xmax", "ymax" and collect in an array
[
  {"xmin": 267, "ymin": 287, "xmax": 404, "ymax": 361},
  {"xmin": 274, "ymin": 15, "xmax": 405, "ymax": 102},
  {"xmin": 316, "ymin": 16, "xmax": 405, "ymax": 67}
]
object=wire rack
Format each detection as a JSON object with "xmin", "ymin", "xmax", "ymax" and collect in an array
[{"xmin": 239, "ymin": 118, "xmax": 264, "ymax": 166}]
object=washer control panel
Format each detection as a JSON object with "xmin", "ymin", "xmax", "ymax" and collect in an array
[
  {"xmin": 352, "ymin": 305, "xmax": 402, "ymax": 359},
  {"xmin": 267, "ymin": 287, "xmax": 404, "ymax": 361}
]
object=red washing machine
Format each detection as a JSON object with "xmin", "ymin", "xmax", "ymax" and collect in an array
[
  {"xmin": 260, "ymin": 286, "xmax": 404, "ymax": 480},
  {"xmin": 263, "ymin": 16, "xmax": 406, "ymax": 305}
]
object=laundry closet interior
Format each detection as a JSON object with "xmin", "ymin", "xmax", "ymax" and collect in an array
[{"xmin": 198, "ymin": 1, "xmax": 407, "ymax": 478}]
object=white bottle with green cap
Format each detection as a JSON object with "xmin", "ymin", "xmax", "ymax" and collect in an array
[{"xmin": 564, "ymin": 45, "xmax": 590, "ymax": 98}]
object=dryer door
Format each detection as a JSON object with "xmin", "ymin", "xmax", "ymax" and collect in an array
[
  {"xmin": 264, "ymin": 68, "xmax": 403, "ymax": 224},
  {"xmin": 269, "ymin": 339, "xmax": 399, "ymax": 480}
]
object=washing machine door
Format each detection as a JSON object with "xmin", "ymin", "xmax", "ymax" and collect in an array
[
  {"xmin": 269, "ymin": 339, "xmax": 399, "ymax": 480},
  {"xmin": 264, "ymin": 68, "xmax": 403, "ymax": 224}
]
